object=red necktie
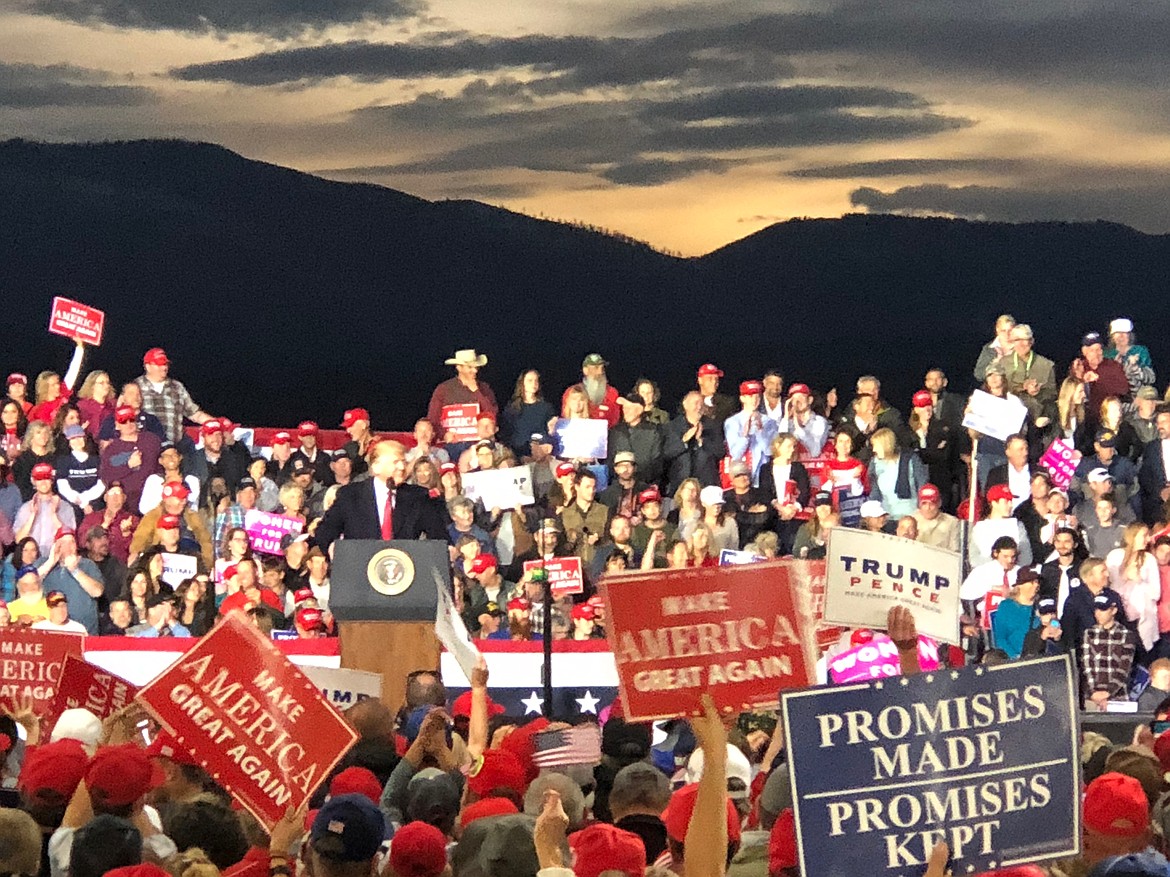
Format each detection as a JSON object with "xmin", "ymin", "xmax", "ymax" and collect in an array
[
  {"xmin": 381, "ymin": 489, "xmax": 394, "ymax": 541},
  {"xmin": 1002, "ymin": 570, "xmax": 1010, "ymax": 589}
]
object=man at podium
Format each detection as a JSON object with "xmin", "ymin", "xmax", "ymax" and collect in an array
[{"xmin": 315, "ymin": 439, "xmax": 448, "ymax": 549}]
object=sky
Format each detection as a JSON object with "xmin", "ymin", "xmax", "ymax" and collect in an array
[{"xmin": 4, "ymin": 0, "xmax": 1170, "ymax": 255}]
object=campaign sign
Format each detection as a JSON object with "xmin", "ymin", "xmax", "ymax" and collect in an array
[
  {"xmin": 161, "ymin": 552, "xmax": 199, "ymax": 588},
  {"xmin": 554, "ymin": 418, "xmax": 608, "ymax": 460},
  {"xmin": 825, "ymin": 528, "xmax": 962, "ymax": 645},
  {"xmin": 786, "ymin": 558, "xmax": 850, "ymax": 650},
  {"xmin": 1039, "ymin": 440, "xmax": 1078, "ymax": 490},
  {"xmin": 962, "ymin": 390, "xmax": 1029, "ymax": 442},
  {"xmin": 45, "ymin": 655, "xmax": 137, "ymax": 732},
  {"xmin": 48, "ymin": 297, "xmax": 105, "ymax": 346},
  {"xmin": 783, "ymin": 656, "xmax": 1080, "ymax": 877},
  {"xmin": 604, "ymin": 561, "xmax": 814, "ymax": 721},
  {"xmin": 827, "ymin": 636, "xmax": 940, "ymax": 684},
  {"xmin": 300, "ymin": 666, "xmax": 382, "ymax": 709},
  {"xmin": 442, "ymin": 404, "xmax": 480, "ymax": 442},
  {"xmin": 524, "ymin": 556, "xmax": 584, "ymax": 597},
  {"xmin": 462, "ymin": 465, "xmax": 536, "ymax": 509},
  {"xmin": 244, "ymin": 509, "xmax": 304, "ymax": 555},
  {"xmin": 719, "ymin": 549, "xmax": 765, "ymax": 566},
  {"xmin": 0, "ymin": 629, "xmax": 85, "ymax": 715},
  {"xmin": 435, "ymin": 570, "xmax": 482, "ymax": 681},
  {"xmin": 135, "ymin": 613, "xmax": 357, "ymax": 827}
]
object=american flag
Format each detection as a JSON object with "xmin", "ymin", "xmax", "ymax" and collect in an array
[{"xmin": 532, "ymin": 724, "xmax": 603, "ymax": 768}]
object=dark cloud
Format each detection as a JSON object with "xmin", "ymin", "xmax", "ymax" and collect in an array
[
  {"xmin": 19, "ymin": 0, "xmax": 422, "ymax": 36},
  {"xmin": 789, "ymin": 157, "xmax": 1028, "ymax": 179},
  {"xmin": 0, "ymin": 63, "xmax": 154, "ymax": 108},
  {"xmin": 345, "ymin": 83, "xmax": 969, "ymax": 182},
  {"xmin": 850, "ymin": 181, "xmax": 1170, "ymax": 231},
  {"xmin": 600, "ymin": 157, "xmax": 734, "ymax": 186},
  {"xmin": 170, "ymin": 2, "xmax": 1170, "ymax": 88}
]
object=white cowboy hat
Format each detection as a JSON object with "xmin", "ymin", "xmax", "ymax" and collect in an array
[{"xmin": 445, "ymin": 349, "xmax": 488, "ymax": 367}]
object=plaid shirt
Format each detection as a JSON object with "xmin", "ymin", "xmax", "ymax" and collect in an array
[
  {"xmin": 135, "ymin": 375, "xmax": 202, "ymax": 444},
  {"xmin": 213, "ymin": 503, "xmax": 247, "ymax": 556},
  {"xmin": 1081, "ymin": 624, "xmax": 1135, "ymax": 698}
]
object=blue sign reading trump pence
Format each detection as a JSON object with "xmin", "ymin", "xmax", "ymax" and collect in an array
[{"xmin": 782, "ymin": 656, "xmax": 1080, "ymax": 877}]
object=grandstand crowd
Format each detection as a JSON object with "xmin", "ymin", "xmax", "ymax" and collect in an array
[{"xmin": 2, "ymin": 315, "xmax": 1170, "ymax": 876}]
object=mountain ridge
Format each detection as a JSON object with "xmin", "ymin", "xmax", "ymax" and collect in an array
[{"xmin": 2, "ymin": 138, "xmax": 1167, "ymax": 426}]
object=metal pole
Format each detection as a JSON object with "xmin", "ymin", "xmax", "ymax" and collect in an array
[{"xmin": 538, "ymin": 560, "xmax": 553, "ymax": 717}]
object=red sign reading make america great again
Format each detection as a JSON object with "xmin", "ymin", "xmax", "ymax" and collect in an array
[
  {"xmin": 135, "ymin": 613, "xmax": 357, "ymax": 827},
  {"xmin": 603, "ymin": 562, "xmax": 816, "ymax": 722}
]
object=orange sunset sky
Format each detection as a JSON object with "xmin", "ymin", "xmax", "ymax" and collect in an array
[{"xmin": 4, "ymin": 0, "xmax": 1170, "ymax": 255}]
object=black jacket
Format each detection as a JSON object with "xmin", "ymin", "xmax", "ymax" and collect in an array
[
  {"xmin": 314, "ymin": 480, "xmax": 448, "ymax": 550},
  {"xmin": 663, "ymin": 415, "xmax": 722, "ymax": 493},
  {"xmin": 757, "ymin": 458, "xmax": 811, "ymax": 508}
]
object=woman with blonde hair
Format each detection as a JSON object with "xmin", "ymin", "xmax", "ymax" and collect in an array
[
  {"xmin": 1106, "ymin": 522, "xmax": 1160, "ymax": 653},
  {"xmin": 76, "ymin": 370, "xmax": 115, "ymax": 440},
  {"xmin": 669, "ymin": 477, "xmax": 703, "ymax": 538},
  {"xmin": 1053, "ymin": 377, "xmax": 1087, "ymax": 452},
  {"xmin": 26, "ymin": 340, "xmax": 85, "ymax": 425},
  {"xmin": 867, "ymin": 427, "xmax": 926, "ymax": 520},
  {"xmin": 12, "ymin": 421, "xmax": 55, "ymax": 501},
  {"xmin": 1098, "ymin": 395, "xmax": 1140, "ymax": 461},
  {"xmin": 758, "ymin": 432, "xmax": 810, "ymax": 555},
  {"xmin": 687, "ymin": 523, "xmax": 719, "ymax": 567}
]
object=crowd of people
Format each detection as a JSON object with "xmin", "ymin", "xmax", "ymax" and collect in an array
[{"xmin": 2, "ymin": 317, "xmax": 1170, "ymax": 875}]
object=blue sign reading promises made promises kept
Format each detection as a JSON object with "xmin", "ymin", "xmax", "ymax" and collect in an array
[{"xmin": 782, "ymin": 656, "xmax": 1080, "ymax": 877}]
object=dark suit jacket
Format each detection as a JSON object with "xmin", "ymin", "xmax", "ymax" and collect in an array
[
  {"xmin": 1139, "ymin": 438, "xmax": 1169, "ymax": 524},
  {"xmin": 315, "ymin": 479, "xmax": 448, "ymax": 550},
  {"xmin": 986, "ymin": 463, "xmax": 1036, "ymax": 489},
  {"xmin": 757, "ymin": 458, "xmax": 811, "ymax": 508}
]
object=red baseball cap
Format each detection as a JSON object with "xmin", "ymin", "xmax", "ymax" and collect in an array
[
  {"xmin": 161, "ymin": 481, "xmax": 190, "ymax": 500},
  {"xmin": 555, "ymin": 462, "xmax": 576, "ymax": 478},
  {"xmin": 298, "ymin": 421, "xmax": 319, "ymax": 436},
  {"xmin": 569, "ymin": 823, "xmax": 646, "ymax": 877},
  {"xmin": 293, "ymin": 587, "xmax": 315, "ymax": 604},
  {"xmin": 571, "ymin": 603, "xmax": 596, "ymax": 621},
  {"xmin": 222, "ymin": 563, "xmax": 239, "ymax": 580},
  {"xmin": 918, "ymin": 483, "xmax": 941, "ymax": 503},
  {"xmin": 507, "ymin": 596, "xmax": 531, "ymax": 612},
  {"xmin": 769, "ymin": 809, "xmax": 798, "ymax": 873},
  {"xmin": 1083, "ymin": 772, "xmax": 1149, "ymax": 837},
  {"xmin": 341, "ymin": 408, "xmax": 370, "ymax": 428},
  {"xmin": 296, "ymin": 607, "xmax": 326, "ymax": 631},
  {"xmin": 451, "ymin": 690, "xmax": 505, "ymax": 719},
  {"xmin": 661, "ymin": 783, "xmax": 741, "ymax": 844},
  {"xmin": 912, "ymin": 390, "xmax": 933, "ymax": 408},
  {"xmin": 6, "ymin": 373, "xmax": 27, "ymax": 386},
  {"xmin": 86, "ymin": 743, "xmax": 160, "ymax": 807},
  {"xmin": 114, "ymin": 405, "xmax": 136, "ymax": 423},
  {"xmin": 272, "ymin": 431, "xmax": 292, "ymax": 445},
  {"xmin": 498, "ymin": 716, "xmax": 550, "ymax": 784},
  {"xmin": 986, "ymin": 484, "xmax": 1014, "ymax": 504},
  {"xmin": 787, "ymin": 383, "xmax": 811, "ymax": 398},
  {"xmin": 156, "ymin": 514, "xmax": 180, "ymax": 531},
  {"xmin": 850, "ymin": 628, "xmax": 876, "ymax": 647},
  {"xmin": 477, "ymin": 411, "xmax": 497, "ymax": 423},
  {"xmin": 459, "ymin": 797, "xmax": 519, "ymax": 829},
  {"xmin": 143, "ymin": 348, "xmax": 169, "ymax": 367},
  {"xmin": 329, "ymin": 766, "xmax": 383, "ymax": 805},
  {"xmin": 54, "ymin": 527, "xmax": 75, "ymax": 542},
  {"xmin": 638, "ymin": 487, "xmax": 662, "ymax": 504},
  {"xmin": 469, "ymin": 554, "xmax": 497, "ymax": 575},
  {"xmin": 31, "ymin": 462, "xmax": 54, "ymax": 481},
  {"xmin": 439, "ymin": 462, "xmax": 457, "ymax": 475},
  {"xmin": 466, "ymin": 749, "xmax": 527, "ymax": 798},
  {"xmin": 697, "ymin": 363, "xmax": 724, "ymax": 378},
  {"xmin": 200, "ymin": 419, "xmax": 223, "ymax": 437},
  {"xmin": 390, "ymin": 820, "xmax": 448, "ymax": 877},
  {"xmin": 739, "ymin": 380, "xmax": 763, "ymax": 396},
  {"xmin": 18, "ymin": 739, "xmax": 90, "ymax": 805},
  {"xmin": 146, "ymin": 731, "xmax": 199, "ymax": 767}
]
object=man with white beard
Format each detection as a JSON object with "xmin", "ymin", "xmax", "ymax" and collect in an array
[{"xmin": 562, "ymin": 353, "xmax": 624, "ymax": 427}]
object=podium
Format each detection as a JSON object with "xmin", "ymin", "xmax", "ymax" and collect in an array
[{"xmin": 330, "ymin": 540, "xmax": 450, "ymax": 712}]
